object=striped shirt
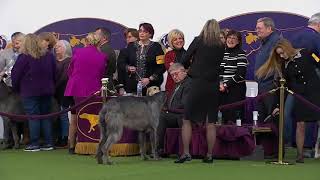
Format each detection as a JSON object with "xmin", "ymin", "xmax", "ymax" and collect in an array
[{"xmin": 219, "ymin": 48, "xmax": 248, "ymax": 87}]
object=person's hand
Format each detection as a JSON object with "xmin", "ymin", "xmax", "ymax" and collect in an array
[
  {"xmin": 169, "ymin": 62, "xmax": 174, "ymax": 66},
  {"xmin": 141, "ymin": 78, "xmax": 150, "ymax": 87},
  {"xmin": 219, "ymin": 84, "xmax": 225, "ymax": 92},
  {"xmin": 272, "ymin": 108, "xmax": 280, "ymax": 117},
  {"xmin": 128, "ymin": 66, "xmax": 136, "ymax": 72}
]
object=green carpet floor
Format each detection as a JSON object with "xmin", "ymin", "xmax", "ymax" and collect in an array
[{"xmin": 1, "ymin": 149, "xmax": 319, "ymax": 180}]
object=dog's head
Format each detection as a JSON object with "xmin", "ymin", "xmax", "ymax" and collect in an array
[{"xmin": 146, "ymin": 86, "xmax": 160, "ymax": 96}]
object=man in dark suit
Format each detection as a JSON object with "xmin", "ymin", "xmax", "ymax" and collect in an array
[
  {"xmin": 157, "ymin": 63, "xmax": 191, "ymax": 155},
  {"xmin": 95, "ymin": 27, "xmax": 117, "ymax": 88}
]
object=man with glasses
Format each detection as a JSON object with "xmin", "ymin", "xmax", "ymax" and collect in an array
[{"xmin": 157, "ymin": 63, "xmax": 191, "ymax": 156}]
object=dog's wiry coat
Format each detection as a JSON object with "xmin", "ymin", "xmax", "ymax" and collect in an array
[
  {"xmin": 96, "ymin": 92, "xmax": 166, "ymax": 165},
  {"xmin": 0, "ymin": 81, "xmax": 24, "ymax": 149}
]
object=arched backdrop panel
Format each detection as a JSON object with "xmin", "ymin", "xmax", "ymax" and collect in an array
[
  {"xmin": 35, "ymin": 18, "xmax": 127, "ymax": 50},
  {"xmin": 219, "ymin": 11, "xmax": 308, "ymax": 80}
]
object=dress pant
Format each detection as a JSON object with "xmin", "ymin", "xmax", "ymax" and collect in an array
[{"xmin": 157, "ymin": 111, "xmax": 183, "ymax": 151}]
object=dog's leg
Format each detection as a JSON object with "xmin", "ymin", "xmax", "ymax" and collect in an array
[
  {"xmin": 138, "ymin": 131, "xmax": 148, "ymax": 160},
  {"xmin": 11, "ymin": 121, "xmax": 19, "ymax": 149},
  {"xmin": 96, "ymin": 132, "xmax": 107, "ymax": 164},
  {"xmin": 22, "ymin": 122, "xmax": 30, "ymax": 145},
  {"xmin": 150, "ymin": 128, "xmax": 159, "ymax": 160},
  {"xmin": 103, "ymin": 129, "xmax": 122, "ymax": 165},
  {"xmin": 2, "ymin": 118, "xmax": 12, "ymax": 149}
]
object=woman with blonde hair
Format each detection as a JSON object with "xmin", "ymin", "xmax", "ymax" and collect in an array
[
  {"xmin": 12, "ymin": 33, "xmax": 56, "ymax": 151},
  {"xmin": 164, "ymin": 29, "xmax": 186, "ymax": 96},
  {"xmin": 256, "ymin": 38, "xmax": 320, "ymax": 163},
  {"xmin": 175, "ymin": 19, "xmax": 225, "ymax": 163},
  {"xmin": 64, "ymin": 32, "xmax": 107, "ymax": 154}
]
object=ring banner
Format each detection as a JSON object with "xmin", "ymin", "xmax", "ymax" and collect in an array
[
  {"xmin": 35, "ymin": 18, "xmax": 127, "ymax": 50},
  {"xmin": 75, "ymin": 96, "xmax": 139, "ymax": 156}
]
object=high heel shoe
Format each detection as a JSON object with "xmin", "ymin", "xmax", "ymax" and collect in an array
[
  {"xmin": 202, "ymin": 156, "xmax": 214, "ymax": 163},
  {"xmin": 174, "ymin": 154, "xmax": 192, "ymax": 163},
  {"xmin": 296, "ymin": 157, "xmax": 304, "ymax": 163},
  {"xmin": 296, "ymin": 154, "xmax": 304, "ymax": 163}
]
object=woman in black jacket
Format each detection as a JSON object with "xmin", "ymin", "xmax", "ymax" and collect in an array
[
  {"xmin": 174, "ymin": 19, "xmax": 225, "ymax": 163},
  {"xmin": 256, "ymin": 39, "xmax": 320, "ymax": 163},
  {"xmin": 117, "ymin": 23, "xmax": 165, "ymax": 95}
]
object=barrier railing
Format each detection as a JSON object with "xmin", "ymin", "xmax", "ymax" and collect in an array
[
  {"xmin": 1, "ymin": 77, "xmax": 320, "ymax": 166},
  {"xmin": 0, "ymin": 91, "xmax": 100, "ymax": 121}
]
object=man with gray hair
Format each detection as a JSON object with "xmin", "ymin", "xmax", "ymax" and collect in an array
[
  {"xmin": 254, "ymin": 17, "xmax": 280, "ymax": 122},
  {"xmin": 292, "ymin": 12, "xmax": 320, "ymax": 56},
  {"xmin": 0, "ymin": 32, "xmax": 24, "ymax": 87},
  {"xmin": 157, "ymin": 63, "xmax": 191, "ymax": 156}
]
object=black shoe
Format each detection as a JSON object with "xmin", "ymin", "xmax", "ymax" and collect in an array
[
  {"xmin": 40, "ymin": 144, "xmax": 55, "ymax": 151},
  {"xmin": 295, "ymin": 153, "xmax": 304, "ymax": 163},
  {"xmin": 69, "ymin": 147, "xmax": 75, "ymax": 154},
  {"xmin": 202, "ymin": 156, "xmax": 214, "ymax": 163},
  {"xmin": 174, "ymin": 154, "xmax": 192, "ymax": 163},
  {"xmin": 24, "ymin": 145, "xmax": 40, "ymax": 152},
  {"xmin": 56, "ymin": 137, "xmax": 68, "ymax": 148},
  {"xmin": 158, "ymin": 149, "xmax": 168, "ymax": 158},
  {"xmin": 296, "ymin": 155, "xmax": 304, "ymax": 163},
  {"xmin": 296, "ymin": 158, "xmax": 304, "ymax": 163}
]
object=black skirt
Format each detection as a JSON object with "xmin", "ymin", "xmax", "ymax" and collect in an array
[
  {"xmin": 293, "ymin": 93, "xmax": 320, "ymax": 122},
  {"xmin": 184, "ymin": 78, "xmax": 219, "ymax": 123}
]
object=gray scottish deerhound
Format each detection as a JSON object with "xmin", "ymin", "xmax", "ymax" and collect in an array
[
  {"xmin": 96, "ymin": 91, "xmax": 166, "ymax": 165},
  {"xmin": 0, "ymin": 81, "xmax": 24, "ymax": 149}
]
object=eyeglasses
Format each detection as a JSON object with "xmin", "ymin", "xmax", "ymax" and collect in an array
[{"xmin": 170, "ymin": 71, "xmax": 183, "ymax": 77}]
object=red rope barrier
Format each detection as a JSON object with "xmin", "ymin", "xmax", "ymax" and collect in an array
[
  {"xmin": 0, "ymin": 88, "xmax": 287, "ymax": 121},
  {"xmin": 166, "ymin": 89, "xmax": 277, "ymax": 113},
  {"xmin": 218, "ymin": 90, "xmax": 273, "ymax": 111},
  {"xmin": 291, "ymin": 91, "xmax": 320, "ymax": 113},
  {"xmin": 1, "ymin": 91, "xmax": 100, "ymax": 121}
]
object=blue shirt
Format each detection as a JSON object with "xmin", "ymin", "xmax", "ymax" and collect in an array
[{"xmin": 254, "ymin": 32, "xmax": 281, "ymax": 91}]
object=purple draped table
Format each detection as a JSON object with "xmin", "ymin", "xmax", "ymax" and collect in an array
[
  {"xmin": 164, "ymin": 123, "xmax": 279, "ymax": 159},
  {"xmin": 74, "ymin": 96, "xmax": 140, "ymax": 156}
]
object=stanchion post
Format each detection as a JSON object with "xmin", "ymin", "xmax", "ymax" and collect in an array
[
  {"xmin": 101, "ymin": 78, "xmax": 109, "ymax": 103},
  {"xmin": 278, "ymin": 78, "xmax": 285, "ymax": 163},
  {"xmin": 268, "ymin": 78, "xmax": 293, "ymax": 165}
]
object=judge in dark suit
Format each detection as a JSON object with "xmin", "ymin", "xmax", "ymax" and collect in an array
[{"xmin": 157, "ymin": 63, "xmax": 191, "ymax": 155}]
